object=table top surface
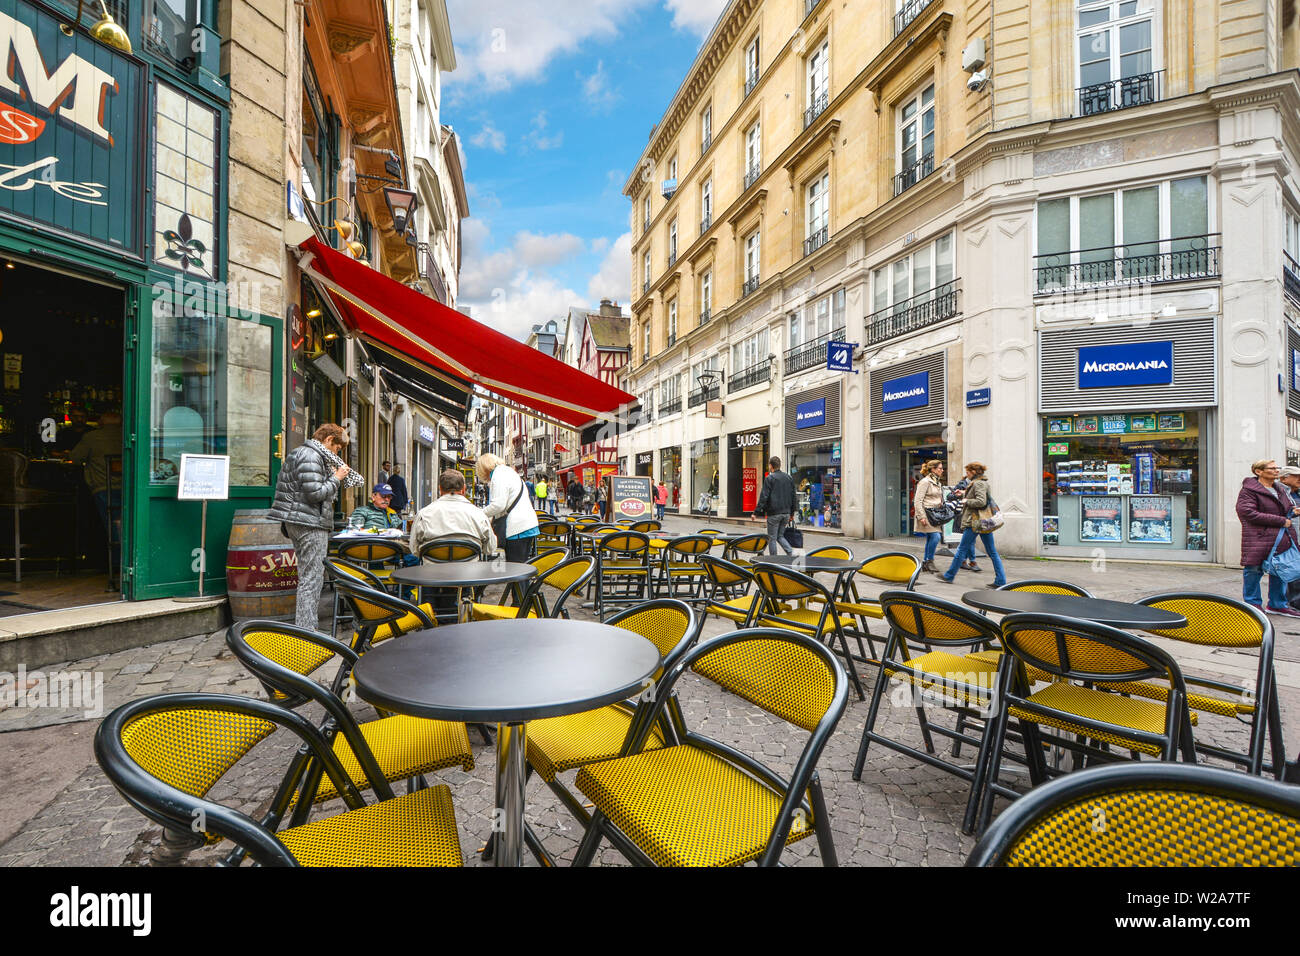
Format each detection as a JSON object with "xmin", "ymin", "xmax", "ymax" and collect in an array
[
  {"xmin": 753, "ymin": 554, "xmax": 862, "ymax": 573},
  {"xmin": 351, "ymin": 619, "xmax": 663, "ymax": 723},
  {"xmin": 390, "ymin": 562, "xmax": 537, "ymax": 587},
  {"xmin": 959, "ymin": 590, "xmax": 1187, "ymax": 629}
]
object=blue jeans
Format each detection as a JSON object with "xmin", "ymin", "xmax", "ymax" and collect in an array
[
  {"xmin": 942, "ymin": 528, "xmax": 1007, "ymax": 586},
  {"xmin": 922, "ymin": 531, "xmax": 942, "ymax": 563},
  {"xmin": 1242, "ymin": 566, "xmax": 1288, "ymax": 610}
]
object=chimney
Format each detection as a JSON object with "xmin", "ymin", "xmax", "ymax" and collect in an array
[{"xmin": 599, "ymin": 298, "xmax": 621, "ymax": 317}]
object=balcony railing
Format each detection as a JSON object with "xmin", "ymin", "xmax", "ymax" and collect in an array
[
  {"xmin": 804, "ymin": 90, "xmax": 829, "ymax": 129},
  {"xmin": 687, "ymin": 383, "xmax": 720, "ymax": 408},
  {"xmin": 745, "ymin": 69, "xmax": 759, "ymax": 97},
  {"xmin": 642, "ymin": 279, "xmax": 650, "ymax": 295},
  {"xmin": 894, "ymin": 0, "xmax": 935, "ymax": 36},
  {"xmin": 803, "ymin": 225, "xmax": 829, "ymax": 257},
  {"xmin": 662, "ymin": 178, "xmax": 677, "ymax": 199},
  {"xmin": 893, "ymin": 152, "xmax": 935, "ymax": 197},
  {"xmin": 660, "ymin": 396, "xmax": 682, "ymax": 416},
  {"xmin": 867, "ymin": 281, "xmax": 960, "ymax": 345},
  {"xmin": 667, "ymin": 251, "xmax": 677, "ymax": 268},
  {"xmin": 415, "ymin": 241, "xmax": 447, "ymax": 303},
  {"xmin": 668, "ymin": 332, "xmax": 677, "ymax": 347},
  {"xmin": 784, "ymin": 326, "xmax": 845, "ymax": 375},
  {"xmin": 1286, "ymin": 251, "xmax": 1300, "ymax": 304},
  {"xmin": 744, "ymin": 162, "xmax": 761, "ymax": 189},
  {"xmin": 644, "ymin": 217, "xmax": 650, "ymax": 231},
  {"xmin": 742, "ymin": 274, "xmax": 761, "ymax": 297},
  {"xmin": 701, "ymin": 133, "xmax": 712, "ymax": 155},
  {"xmin": 1033, "ymin": 235, "xmax": 1222, "ymax": 294},
  {"xmin": 729, "ymin": 358, "xmax": 772, "ymax": 393},
  {"xmin": 700, "ymin": 213, "xmax": 712, "ymax": 233},
  {"xmin": 699, "ymin": 307, "xmax": 711, "ymax": 325},
  {"xmin": 1079, "ymin": 70, "xmax": 1162, "ymax": 117}
]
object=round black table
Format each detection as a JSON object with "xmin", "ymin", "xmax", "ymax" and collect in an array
[
  {"xmin": 752, "ymin": 554, "xmax": 861, "ymax": 598},
  {"xmin": 391, "ymin": 562, "xmax": 536, "ymax": 621},
  {"xmin": 959, "ymin": 590, "xmax": 1187, "ymax": 631},
  {"xmin": 351, "ymin": 620, "xmax": 662, "ymax": 867}
]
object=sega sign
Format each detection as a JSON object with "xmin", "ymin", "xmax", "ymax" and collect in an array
[
  {"xmin": 795, "ymin": 398, "xmax": 826, "ymax": 429},
  {"xmin": 882, "ymin": 371, "xmax": 930, "ymax": 413},
  {"xmin": 1078, "ymin": 341, "xmax": 1174, "ymax": 389}
]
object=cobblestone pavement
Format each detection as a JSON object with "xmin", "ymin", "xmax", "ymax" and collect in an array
[{"xmin": 1, "ymin": 520, "xmax": 1297, "ymax": 867}]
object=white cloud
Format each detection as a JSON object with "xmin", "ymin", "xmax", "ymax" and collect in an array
[
  {"xmin": 446, "ymin": 0, "xmax": 654, "ymax": 93},
  {"xmin": 590, "ymin": 236, "xmax": 611, "ymax": 255},
  {"xmin": 522, "ymin": 111, "xmax": 564, "ymax": 151},
  {"xmin": 470, "ymin": 123, "xmax": 506, "ymax": 152},
  {"xmin": 579, "ymin": 60, "xmax": 619, "ymax": 112},
  {"xmin": 459, "ymin": 220, "xmax": 586, "ymax": 307},
  {"xmin": 586, "ymin": 232, "xmax": 632, "ymax": 305},
  {"xmin": 664, "ymin": 0, "xmax": 729, "ymax": 38}
]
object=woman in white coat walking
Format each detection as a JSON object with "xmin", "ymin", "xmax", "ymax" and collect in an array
[
  {"xmin": 476, "ymin": 453, "xmax": 540, "ymax": 563},
  {"xmin": 912, "ymin": 459, "xmax": 947, "ymax": 574}
]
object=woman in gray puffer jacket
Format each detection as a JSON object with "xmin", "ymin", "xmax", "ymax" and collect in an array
[{"xmin": 268, "ymin": 423, "xmax": 363, "ymax": 630}]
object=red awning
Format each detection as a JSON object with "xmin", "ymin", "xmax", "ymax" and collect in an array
[
  {"xmin": 294, "ymin": 235, "xmax": 635, "ymax": 430},
  {"xmin": 559, "ymin": 459, "xmax": 619, "ymax": 476}
]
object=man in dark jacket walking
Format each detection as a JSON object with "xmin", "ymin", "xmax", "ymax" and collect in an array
[
  {"xmin": 755, "ymin": 456, "xmax": 797, "ymax": 555},
  {"xmin": 1235, "ymin": 459, "xmax": 1300, "ymax": 616}
]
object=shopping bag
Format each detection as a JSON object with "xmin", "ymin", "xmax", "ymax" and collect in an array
[{"xmin": 1263, "ymin": 528, "xmax": 1300, "ymax": 583}]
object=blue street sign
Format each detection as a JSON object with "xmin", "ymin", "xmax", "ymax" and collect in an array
[
  {"xmin": 795, "ymin": 397, "xmax": 826, "ymax": 429},
  {"xmin": 1077, "ymin": 341, "xmax": 1174, "ymax": 388},
  {"xmin": 827, "ymin": 341, "xmax": 855, "ymax": 372},
  {"xmin": 966, "ymin": 388, "xmax": 991, "ymax": 408},
  {"xmin": 882, "ymin": 370, "xmax": 930, "ymax": 413}
]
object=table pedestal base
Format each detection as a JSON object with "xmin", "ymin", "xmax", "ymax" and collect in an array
[{"xmin": 493, "ymin": 721, "xmax": 527, "ymax": 867}]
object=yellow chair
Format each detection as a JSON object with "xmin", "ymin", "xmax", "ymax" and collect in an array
[
  {"xmin": 819, "ymin": 551, "xmax": 921, "ymax": 662},
  {"xmin": 332, "ymin": 578, "xmax": 437, "ymax": 654},
  {"xmin": 95, "ymin": 693, "xmax": 464, "ymax": 867},
  {"xmin": 725, "ymin": 532, "xmax": 770, "ymax": 567},
  {"xmin": 593, "ymin": 531, "xmax": 653, "ymax": 618},
  {"xmin": 572, "ymin": 628, "xmax": 848, "ymax": 867},
  {"xmin": 969, "ymin": 762, "xmax": 1300, "ymax": 866},
  {"xmin": 335, "ymin": 538, "xmax": 406, "ymax": 587},
  {"xmin": 469, "ymin": 555, "xmax": 594, "ymax": 620},
  {"xmin": 417, "ymin": 536, "xmax": 482, "ymax": 562},
  {"xmin": 699, "ymin": 554, "xmax": 765, "ymax": 625},
  {"xmin": 656, "ymin": 534, "xmax": 713, "ymax": 599}
]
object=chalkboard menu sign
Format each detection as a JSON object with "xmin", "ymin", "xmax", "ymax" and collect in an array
[{"xmin": 607, "ymin": 475, "xmax": 653, "ymax": 519}]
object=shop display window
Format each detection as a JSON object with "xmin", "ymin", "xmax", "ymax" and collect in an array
[{"xmin": 788, "ymin": 442, "xmax": 841, "ymax": 529}]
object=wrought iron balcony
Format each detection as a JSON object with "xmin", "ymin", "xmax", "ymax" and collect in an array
[
  {"xmin": 1033, "ymin": 236, "xmax": 1221, "ymax": 295},
  {"xmin": 894, "ymin": 0, "xmax": 935, "ymax": 36},
  {"xmin": 804, "ymin": 90, "xmax": 829, "ymax": 129},
  {"xmin": 1286, "ymin": 251, "xmax": 1300, "ymax": 304},
  {"xmin": 667, "ymin": 332, "xmax": 677, "ymax": 347},
  {"xmin": 867, "ymin": 281, "xmax": 960, "ymax": 345},
  {"xmin": 742, "ymin": 274, "xmax": 761, "ymax": 297},
  {"xmin": 667, "ymin": 251, "xmax": 677, "ymax": 268},
  {"xmin": 728, "ymin": 358, "xmax": 772, "ymax": 393},
  {"xmin": 415, "ymin": 241, "xmax": 447, "ymax": 303},
  {"xmin": 644, "ymin": 217, "xmax": 650, "ymax": 231},
  {"xmin": 643, "ymin": 279, "xmax": 650, "ymax": 295},
  {"xmin": 784, "ymin": 326, "xmax": 845, "ymax": 375},
  {"xmin": 893, "ymin": 152, "xmax": 935, "ymax": 197},
  {"xmin": 660, "ymin": 396, "xmax": 682, "ymax": 416},
  {"xmin": 1078, "ymin": 70, "xmax": 1162, "ymax": 117},
  {"xmin": 701, "ymin": 134, "xmax": 712, "ymax": 155},
  {"xmin": 745, "ymin": 69, "xmax": 759, "ymax": 97},
  {"xmin": 700, "ymin": 213, "xmax": 712, "ymax": 233},
  {"xmin": 688, "ymin": 383, "xmax": 720, "ymax": 408},
  {"xmin": 662, "ymin": 178, "xmax": 677, "ymax": 199},
  {"xmin": 699, "ymin": 307, "xmax": 711, "ymax": 325},
  {"xmin": 744, "ymin": 162, "xmax": 761, "ymax": 189},
  {"xmin": 803, "ymin": 225, "xmax": 829, "ymax": 258}
]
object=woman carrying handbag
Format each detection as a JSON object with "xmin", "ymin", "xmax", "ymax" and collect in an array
[
  {"xmin": 939, "ymin": 462, "xmax": 1008, "ymax": 588},
  {"xmin": 913, "ymin": 460, "xmax": 949, "ymax": 574},
  {"xmin": 1235, "ymin": 459, "xmax": 1300, "ymax": 617}
]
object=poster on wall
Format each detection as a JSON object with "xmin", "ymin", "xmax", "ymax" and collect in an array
[
  {"xmin": 1080, "ymin": 496, "xmax": 1123, "ymax": 542},
  {"xmin": 1129, "ymin": 414, "xmax": 1157, "ymax": 433},
  {"xmin": 1047, "ymin": 418, "xmax": 1073, "ymax": 435},
  {"xmin": 1073, "ymin": 416, "xmax": 1099, "ymax": 435},
  {"xmin": 1157, "ymin": 413, "xmax": 1185, "ymax": 432},
  {"xmin": 1129, "ymin": 496, "xmax": 1173, "ymax": 543},
  {"xmin": 1100, "ymin": 414, "xmax": 1128, "ymax": 434},
  {"xmin": 742, "ymin": 468, "xmax": 759, "ymax": 512}
]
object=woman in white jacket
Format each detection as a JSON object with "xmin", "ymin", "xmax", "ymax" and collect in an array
[{"xmin": 475, "ymin": 453, "xmax": 540, "ymax": 563}]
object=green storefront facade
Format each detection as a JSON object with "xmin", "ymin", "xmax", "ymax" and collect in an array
[{"xmin": 0, "ymin": 0, "xmax": 281, "ymax": 601}]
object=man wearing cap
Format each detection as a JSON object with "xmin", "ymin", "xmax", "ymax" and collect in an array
[{"xmin": 348, "ymin": 483, "xmax": 404, "ymax": 531}]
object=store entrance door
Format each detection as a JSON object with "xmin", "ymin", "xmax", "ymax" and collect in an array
[{"xmin": 904, "ymin": 446, "xmax": 947, "ymax": 535}]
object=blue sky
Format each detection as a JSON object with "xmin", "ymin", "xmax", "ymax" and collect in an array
[{"xmin": 443, "ymin": 0, "xmax": 730, "ymax": 339}]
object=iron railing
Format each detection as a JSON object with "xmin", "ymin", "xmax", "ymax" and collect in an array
[
  {"xmin": 894, "ymin": 0, "xmax": 935, "ymax": 36},
  {"xmin": 1286, "ymin": 251, "xmax": 1300, "ymax": 303},
  {"xmin": 1033, "ymin": 235, "xmax": 1221, "ymax": 294},
  {"xmin": 894, "ymin": 152, "xmax": 935, "ymax": 197},
  {"xmin": 742, "ymin": 274, "xmax": 761, "ymax": 297},
  {"xmin": 701, "ymin": 133, "xmax": 712, "ymax": 155},
  {"xmin": 643, "ymin": 279, "xmax": 650, "ymax": 294},
  {"xmin": 744, "ymin": 162, "xmax": 762, "ymax": 189},
  {"xmin": 745, "ymin": 69, "xmax": 759, "ymax": 96},
  {"xmin": 644, "ymin": 216, "xmax": 650, "ymax": 230},
  {"xmin": 700, "ymin": 213, "xmax": 712, "ymax": 233},
  {"xmin": 415, "ymin": 242, "xmax": 447, "ymax": 303},
  {"xmin": 660, "ymin": 396, "xmax": 682, "ymax": 416},
  {"xmin": 729, "ymin": 358, "xmax": 772, "ymax": 393},
  {"xmin": 699, "ymin": 307, "xmax": 712, "ymax": 325},
  {"xmin": 688, "ymin": 384, "xmax": 720, "ymax": 408},
  {"xmin": 867, "ymin": 281, "xmax": 960, "ymax": 344},
  {"xmin": 667, "ymin": 332, "xmax": 677, "ymax": 347},
  {"xmin": 784, "ymin": 326, "xmax": 845, "ymax": 375},
  {"xmin": 667, "ymin": 251, "xmax": 677, "ymax": 268},
  {"xmin": 1078, "ymin": 70, "xmax": 1162, "ymax": 117},
  {"xmin": 804, "ymin": 90, "xmax": 829, "ymax": 129},
  {"xmin": 803, "ymin": 225, "xmax": 829, "ymax": 257}
]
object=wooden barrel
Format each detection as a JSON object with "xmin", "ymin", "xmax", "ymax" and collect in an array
[{"xmin": 226, "ymin": 509, "xmax": 298, "ymax": 621}]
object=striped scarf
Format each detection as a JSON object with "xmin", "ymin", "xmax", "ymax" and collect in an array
[{"xmin": 309, "ymin": 439, "xmax": 365, "ymax": 489}]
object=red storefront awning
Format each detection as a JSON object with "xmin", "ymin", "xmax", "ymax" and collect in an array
[{"xmin": 293, "ymin": 235, "xmax": 635, "ymax": 430}]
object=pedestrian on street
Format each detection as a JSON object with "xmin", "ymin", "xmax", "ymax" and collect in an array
[
  {"xmin": 268, "ymin": 423, "xmax": 363, "ymax": 631},
  {"xmin": 655, "ymin": 481, "xmax": 669, "ymax": 521},
  {"xmin": 377, "ymin": 460, "xmax": 391, "ymax": 486},
  {"xmin": 1235, "ymin": 459, "xmax": 1300, "ymax": 616},
  {"xmin": 912, "ymin": 459, "xmax": 947, "ymax": 574},
  {"xmin": 535, "ymin": 475, "xmax": 551, "ymax": 515},
  {"xmin": 387, "ymin": 465, "xmax": 409, "ymax": 513},
  {"xmin": 476, "ymin": 453, "xmax": 539, "ymax": 563},
  {"xmin": 939, "ymin": 462, "xmax": 1007, "ymax": 588},
  {"xmin": 566, "ymin": 479, "xmax": 585, "ymax": 514},
  {"xmin": 595, "ymin": 481, "xmax": 608, "ymax": 520},
  {"xmin": 755, "ymin": 456, "xmax": 797, "ymax": 555}
]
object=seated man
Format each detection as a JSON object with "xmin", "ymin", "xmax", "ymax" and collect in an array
[
  {"xmin": 71, "ymin": 410, "xmax": 123, "ymax": 545},
  {"xmin": 410, "ymin": 469, "xmax": 497, "ymax": 558},
  {"xmin": 349, "ymin": 483, "xmax": 403, "ymax": 531}
]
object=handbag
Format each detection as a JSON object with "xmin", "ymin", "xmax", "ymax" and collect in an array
[
  {"xmin": 924, "ymin": 503, "xmax": 958, "ymax": 526},
  {"xmin": 492, "ymin": 481, "xmax": 526, "ymax": 549},
  {"xmin": 975, "ymin": 497, "xmax": 1005, "ymax": 533},
  {"xmin": 783, "ymin": 525, "xmax": 804, "ymax": 548},
  {"xmin": 1263, "ymin": 527, "xmax": 1300, "ymax": 583}
]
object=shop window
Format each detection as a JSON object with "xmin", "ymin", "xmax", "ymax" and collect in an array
[
  {"xmin": 150, "ymin": 300, "xmax": 273, "ymax": 487},
  {"xmin": 1041, "ymin": 410, "xmax": 1204, "ymax": 551},
  {"xmin": 691, "ymin": 438, "xmax": 720, "ymax": 514},
  {"xmin": 145, "ymin": 0, "xmax": 199, "ymax": 67},
  {"xmin": 789, "ymin": 442, "xmax": 841, "ymax": 529},
  {"xmin": 660, "ymin": 446, "xmax": 682, "ymax": 508}
]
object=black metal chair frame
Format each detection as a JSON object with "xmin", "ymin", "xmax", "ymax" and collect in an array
[
  {"xmin": 592, "ymin": 531, "xmax": 652, "ymax": 619},
  {"xmin": 324, "ymin": 557, "xmax": 391, "ymax": 638},
  {"xmin": 655, "ymin": 534, "xmax": 712, "ymax": 601},
  {"xmin": 832, "ymin": 551, "xmax": 922, "ymax": 664},
  {"xmin": 698, "ymin": 554, "xmax": 756, "ymax": 621},
  {"xmin": 572, "ymin": 628, "xmax": 849, "ymax": 868},
  {"xmin": 491, "ymin": 555, "xmax": 595, "ymax": 620},
  {"xmin": 724, "ymin": 532, "xmax": 770, "ymax": 565},
  {"xmin": 967, "ymin": 762, "xmax": 1300, "ymax": 867}
]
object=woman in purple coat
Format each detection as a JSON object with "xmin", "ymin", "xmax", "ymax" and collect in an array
[{"xmin": 1235, "ymin": 459, "xmax": 1300, "ymax": 616}]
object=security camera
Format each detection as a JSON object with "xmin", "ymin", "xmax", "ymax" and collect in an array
[{"xmin": 967, "ymin": 71, "xmax": 989, "ymax": 93}]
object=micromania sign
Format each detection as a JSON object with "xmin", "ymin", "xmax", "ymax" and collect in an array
[
  {"xmin": 881, "ymin": 371, "xmax": 930, "ymax": 413},
  {"xmin": 1077, "ymin": 341, "xmax": 1174, "ymax": 388}
]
